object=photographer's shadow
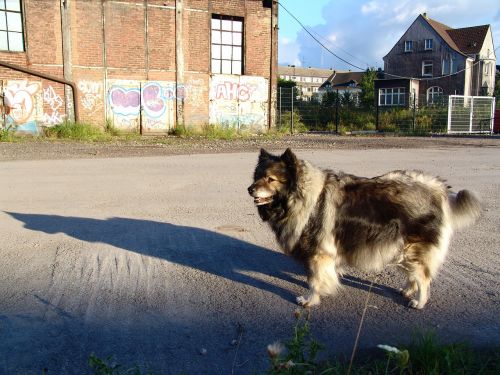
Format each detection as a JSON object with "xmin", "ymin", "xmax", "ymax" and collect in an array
[{"xmin": 6, "ymin": 212, "xmax": 306, "ymax": 302}]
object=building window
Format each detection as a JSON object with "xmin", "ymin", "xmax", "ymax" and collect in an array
[
  {"xmin": 404, "ymin": 41, "xmax": 413, "ymax": 52},
  {"xmin": 211, "ymin": 15, "xmax": 243, "ymax": 75},
  {"xmin": 379, "ymin": 88, "xmax": 405, "ymax": 106},
  {"xmin": 0, "ymin": 0, "xmax": 24, "ymax": 52},
  {"xmin": 422, "ymin": 60, "xmax": 433, "ymax": 76},
  {"xmin": 424, "ymin": 39, "xmax": 433, "ymax": 50},
  {"xmin": 427, "ymin": 86, "xmax": 443, "ymax": 104}
]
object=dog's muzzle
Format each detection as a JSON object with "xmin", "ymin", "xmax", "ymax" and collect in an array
[{"xmin": 248, "ymin": 185, "xmax": 273, "ymax": 206}]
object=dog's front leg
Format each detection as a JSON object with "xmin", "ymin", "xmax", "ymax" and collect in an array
[{"xmin": 297, "ymin": 254, "xmax": 339, "ymax": 308}]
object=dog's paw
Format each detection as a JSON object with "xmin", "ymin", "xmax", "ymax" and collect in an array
[
  {"xmin": 399, "ymin": 288, "xmax": 415, "ymax": 299},
  {"xmin": 408, "ymin": 299, "xmax": 424, "ymax": 309},
  {"xmin": 296, "ymin": 294, "xmax": 320, "ymax": 308}
]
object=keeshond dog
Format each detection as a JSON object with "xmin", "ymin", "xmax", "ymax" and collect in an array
[{"xmin": 248, "ymin": 148, "xmax": 481, "ymax": 309}]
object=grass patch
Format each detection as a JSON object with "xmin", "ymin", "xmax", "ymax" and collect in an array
[
  {"xmin": 43, "ymin": 121, "xmax": 113, "ymax": 141},
  {"xmin": 86, "ymin": 311, "xmax": 499, "ymax": 374},
  {"xmin": 0, "ymin": 124, "xmax": 17, "ymax": 142},
  {"xmin": 169, "ymin": 123, "xmax": 278, "ymax": 140},
  {"xmin": 266, "ymin": 310, "xmax": 499, "ymax": 374}
]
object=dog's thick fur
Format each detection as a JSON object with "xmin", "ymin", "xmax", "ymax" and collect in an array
[{"xmin": 248, "ymin": 148, "xmax": 481, "ymax": 309}]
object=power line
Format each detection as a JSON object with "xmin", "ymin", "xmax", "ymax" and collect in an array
[{"xmin": 277, "ymin": 0, "xmax": 499, "ymax": 82}]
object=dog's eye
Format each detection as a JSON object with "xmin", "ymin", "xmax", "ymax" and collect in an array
[{"xmin": 267, "ymin": 176, "xmax": 276, "ymax": 183}]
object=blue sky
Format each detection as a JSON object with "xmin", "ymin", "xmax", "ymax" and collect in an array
[{"xmin": 278, "ymin": 0, "xmax": 500, "ymax": 71}]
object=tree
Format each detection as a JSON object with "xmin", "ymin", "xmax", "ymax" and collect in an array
[
  {"xmin": 278, "ymin": 78, "xmax": 297, "ymax": 88},
  {"xmin": 359, "ymin": 68, "xmax": 377, "ymax": 109},
  {"xmin": 494, "ymin": 71, "xmax": 500, "ymax": 98}
]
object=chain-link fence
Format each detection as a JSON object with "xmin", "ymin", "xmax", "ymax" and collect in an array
[{"xmin": 277, "ymin": 87, "xmax": 496, "ymax": 134}]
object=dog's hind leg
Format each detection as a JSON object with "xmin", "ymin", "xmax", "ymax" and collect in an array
[
  {"xmin": 297, "ymin": 254, "xmax": 339, "ymax": 308},
  {"xmin": 403, "ymin": 243, "xmax": 436, "ymax": 309}
]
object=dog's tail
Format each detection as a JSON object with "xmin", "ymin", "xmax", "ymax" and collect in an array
[{"xmin": 448, "ymin": 190, "xmax": 481, "ymax": 230}]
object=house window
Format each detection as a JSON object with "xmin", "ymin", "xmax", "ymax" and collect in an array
[
  {"xmin": 424, "ymin": 39, "xmax": 433, "ymax": 50},
  {"xmin": 379, "ymin": 88, "xmax": 405, "ymax": 106},
  {"xmin": 211, "ymin": 15, "xmax": 243, "ymax": 75},
  {"xmin": 422, "ymin": 60, "xmax": 433, "ymax": 76},
  {"xmin": 0, "ymin": 0, "xmax": 24, "ymax": 52},
  {"xmin": 427, "ymin": 86, "xmax": 443, "ymax": 104},
  {"xmin": 404, "ymin": 41, "xmax": 413, "ymax": 52}
]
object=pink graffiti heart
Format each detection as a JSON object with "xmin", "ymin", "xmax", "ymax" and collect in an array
[{"xmin": 142, "ymin": 84, "xmax": 164, "ymax": 113}]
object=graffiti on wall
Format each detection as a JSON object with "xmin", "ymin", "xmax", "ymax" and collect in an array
[
  {"xmin": 209, "ymin": 75, "xmax": 268, "ymax": 130},
  {"xmin": 42, "ymin": 86, "xmax": 65, "ymax": 125},
  {"xmin": 107, "ymin": 80, "xmax": 175, "ymax": 132},
  {"xmin": 3, "ymin": 80, "xmax": 43, "ymax": 133},
  {"xmin": 78, "ymin": 80, "xmax": 103, "ymax": 113}
]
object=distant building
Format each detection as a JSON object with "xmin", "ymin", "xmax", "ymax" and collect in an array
[
  {"xmin": 376, "ymin": 13, "xmax": 496, "ymax": 108},
  {"xmin": 278, "ymin": 65, "xmax": 334, "ymax": 100},
  {"xmin": 319, "ymin": 70, "xmax": 364, "ymax": 94}
]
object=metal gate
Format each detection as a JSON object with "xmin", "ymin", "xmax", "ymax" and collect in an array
[
  {"xmin": 447, "ymin": 95, "xmax": 496, "ymax": 134},
  {"xmin": 107, "ymin": 80, "xmax": 175, "ymax": 134}
]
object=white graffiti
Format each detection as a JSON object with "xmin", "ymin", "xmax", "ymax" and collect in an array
[
  {"xmin": 78, "ymin": 80, "xmax": 103, "ymax": 112},
  {"xmin": 43, "ymin": 86, "xmax": 65, "ymax": 125},
  {"xmin": 4, "ymin": 80, "xmax": 41, "ymax": 124}
]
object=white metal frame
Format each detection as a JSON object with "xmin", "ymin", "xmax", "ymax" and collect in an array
[{"xmin": 447, "ymin": 95, "xmax": 496, "ymax": 134}]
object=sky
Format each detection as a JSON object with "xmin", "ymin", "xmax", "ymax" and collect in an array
[{"xmin": 278, "ymin": 0, "xmax": 500, "ymax": 71}]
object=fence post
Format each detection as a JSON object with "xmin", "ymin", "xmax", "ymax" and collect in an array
[
  {"xmin": 335, "ymin": 89, "xmax": 339, "ymax": 134},
  {"xmin": 447, "ymin": 96, "xmax": 452, "ymax": 133},
  {"xmin": 469, "ymin": 97, "xmax": 474, "ymax": 133},
  {"xmin": 376, "ymin": 97, "xmax": 379, "ymax": 131},
  {"xmin": 291, "ymin": 86, "xmax": 294, "ymax": 134},
  {"xmin": 412, "ymin": 91, "xmax": 416, "ymax": 132},
  {"xmin": 279, "ymin": 86, "xmax": 282, "ymax": 130}
]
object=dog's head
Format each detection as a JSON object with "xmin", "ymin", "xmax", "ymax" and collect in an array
[{"xmin": 247, "ymin": 148, "xmax": 298, "ymax": 207}]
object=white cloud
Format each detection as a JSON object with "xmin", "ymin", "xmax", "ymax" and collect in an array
[{"xmin": 280, "ymin": 0, "xmax": 500, "ymax": 70}]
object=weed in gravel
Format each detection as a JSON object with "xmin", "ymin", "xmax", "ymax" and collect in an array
[{"xmin": 0, "ymin": 124, "xmax": 17, "ymax": 142}]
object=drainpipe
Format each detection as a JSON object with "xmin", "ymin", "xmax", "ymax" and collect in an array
[
  {"xmin": 60, "ymin": 0, "xmax": 75, "ymax": 122},
  {"xmin": 0, "ymin": 60, "xmax": 79, "ymax": 122},
  {"xmin": 175, "ymin": 0, "xmax": 185, "ymax": 128}
]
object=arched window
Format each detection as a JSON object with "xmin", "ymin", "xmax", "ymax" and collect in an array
[{"xmin": 427, "ymin": 86, "xmax": 443, "ymax": 104}]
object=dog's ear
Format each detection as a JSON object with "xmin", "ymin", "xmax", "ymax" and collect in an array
[
  {"xmin": 281, "ymin": 148, "xmax": 298, "ymax": 188},
  {"xmin": 259, "ymin": 148, "xmax": 272, "ymax": 161},
  {"xmin": 281, "ymin": 148, "xmax": 297, "ymax": 167}
]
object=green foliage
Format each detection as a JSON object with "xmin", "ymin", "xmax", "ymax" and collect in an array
[
  {"xmin": 267, "ymin": 309, "xmax": 324, "ymax": 374},
  {"xmin": 88, "ymin": 354, "xmax": 157, "ymax": 375},
  {"xmin": 0, "ymin": 124, "xmax": 17, "ymax": 142},
  {"xmin": 44, "ymin": 121, "xmax": 113, "ymax": 141},
  {"xmin": 278, "ymin": 78, "xmax": 297, "ymax": 88},
  {"xmin": 359, "ymin": 68, "xmax": 377, "ymax": 110}
]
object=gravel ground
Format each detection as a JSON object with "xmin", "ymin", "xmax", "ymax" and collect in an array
[{"xmin": 1, "ymin": 133, "xmax": 499, "ymax": 161}]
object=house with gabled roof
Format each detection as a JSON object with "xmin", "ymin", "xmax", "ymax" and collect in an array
[{"xmin": 375, "ymin": 13, "xmax": 496, "ymax": 107}]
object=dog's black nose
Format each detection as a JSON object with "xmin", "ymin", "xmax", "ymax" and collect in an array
[{"xmin": 247, "ymin": 186, "xmax": 254, "ymax": 195}]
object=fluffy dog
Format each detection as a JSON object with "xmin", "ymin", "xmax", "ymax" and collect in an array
[{"xmin": 248, "ymin": 148, "xmax": 481, "ymax": 309}]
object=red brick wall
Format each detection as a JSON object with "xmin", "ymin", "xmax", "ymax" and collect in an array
[{"xmin": 0, "ymin": 0, "xmax": 277, "ymax": 131}]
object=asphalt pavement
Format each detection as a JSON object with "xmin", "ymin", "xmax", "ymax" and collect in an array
[{"xmin": 0, "ymin": 147, "xmax": 499, "ymax": 374}]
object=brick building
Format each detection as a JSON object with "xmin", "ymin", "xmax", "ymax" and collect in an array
[{"xmin": 0, "ymin": 0, "xmax": 278, "ymax": 134}]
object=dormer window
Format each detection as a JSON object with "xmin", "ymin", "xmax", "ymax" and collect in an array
[
  {"xmin": 404, "ymin": 41, "xmax": 413, "ymax": 52},
  {"xmin": 425, "ymin": 39, "xmax": 433, "ymax": 50}
]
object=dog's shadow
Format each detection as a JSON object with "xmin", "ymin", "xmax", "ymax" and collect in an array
[
  {"xmin": 6, "ymin": 212, "xmax": 404, "ymax": 305},
  {"xmin": 6, "ymin": 212, "xmax": 307, "ymax": 302}
]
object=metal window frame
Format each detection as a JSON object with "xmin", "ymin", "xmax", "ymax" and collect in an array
[
  {"xmin": 0, "ymin": 0, "xmax": 24, "ymax": 52},
  {"xmin": 210, "ymin": 14, "xmax": 244, "ymax": 75}
]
